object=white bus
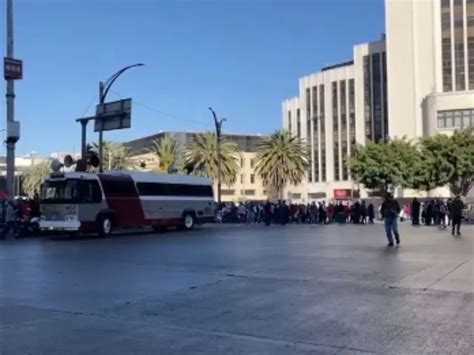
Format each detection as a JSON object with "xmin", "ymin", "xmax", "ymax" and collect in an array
[{"xmin": 40, "ymin": 171, "xmax": 214, "ymax": 236}]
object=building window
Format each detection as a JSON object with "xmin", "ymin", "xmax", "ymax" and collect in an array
[
  {"xmin": 288, "ymin": 111, "xmax": 292, "ymax": 133},
  {"xmin": 364, "ymin": 55, "xmax": 373, "ymax": 140},
  {"xmin": 240, "ymin": 174, "xmax": 244, "ymax": 184},
  {"xmin": 221, "ymin": 189, "xmax": 235, "ymax": 196},
  {"xmin": 250, "ymin": 174, "xmax": 255, "ymax": 184},
  {"xmin": 382, "ymin": 52, "xmax": 388, "ymax": 138},
  {"xmin": 312, "ymin": 85, "xmax": 319, "ymax": 182},
  {"xmin": 244, "ymin": 189, "xmax": 255, "ymax": 196},
  {"xmin": 240, "ymin": 157, "xmax": 245, "ymax": 168},
  {"xmin": 454, "ymin": 0, "xmax": 466, "ymax": 91},
  {"xmin": 441, "ymin": 0, "xmax": 453, "ymax": 92},
  {"xmin": 320, "ymin": 84, "xmax": 326, "ymax": 182},
  {"xmin": 349, "ymin": 79, "xmax": 356, "ymax": 150},
  {"xmin": 332, "ymin": 81, "xmax": 340, "ymax": 181},
  {"xmin": 340, "ymin": 80, "xmax": 348, "ymax": 181},
  {"xmin": 467, "ymin": 0, "xmax": 474, "ymax": 90},
  {"xmin": 250, "ymin": 159, "xmax": 255, "ymax": 169},
  {"xmin": 306, "ymin": 87, "xmax": 312, "ymax": 182},
  {"xmin": 437, "ymin": 109, "xmax": 474, "ymax": 128},
  {"xmin": 372, "ymin": 53, "xmax": 383, "ymax": 141},
  {"xmin": 296, "ymin": 108, "xmax": 301, "ymax": 138}
]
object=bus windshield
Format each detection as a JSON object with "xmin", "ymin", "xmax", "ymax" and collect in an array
[{"xmin": 41, "ymin": 179, "xmax": 102, "ymax": 204}]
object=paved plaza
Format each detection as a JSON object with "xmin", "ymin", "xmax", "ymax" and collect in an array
[{"xmin": 0, "ymin": 223, "xmax": 473, "ymax": 354}]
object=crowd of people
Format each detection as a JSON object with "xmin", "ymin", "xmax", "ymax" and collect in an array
[
  {"xmin": 216, "ymin": 195, "xmax": 467, "ymax": 236},
  {"xmin": 0, "ymin": 195, "xmax": 40, "ymax": 239},
  {"xmin": 216, "ymin": 200, "xmax": 376, "ymax": 226},
  {"xmin": 409, "ymin": 196, "xmax": 465, "ymax": 235}
]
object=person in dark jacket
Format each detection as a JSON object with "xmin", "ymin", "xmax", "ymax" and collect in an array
[
  {"xmin": 411, "ymin": 198, "xmax": 421, "ymax": 225},
  {"xmin": 263, "ymin": 200, "xmax": 272, "ymax": 227},
  {"xmin": 425, "ymin": 200, "xmax": 435, "ymax": 225},
  {"xmin": 381, "ymin": 194, "xmax": 401, "ymax": 246},
  {"xmin": 367, "ymin": 203, "xmax": 375, "ymax": 223},
  {"xmin": 450, "ymin": 196, "xmax": 464, "ymax": 236}
]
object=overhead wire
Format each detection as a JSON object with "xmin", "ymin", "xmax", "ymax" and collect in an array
[{"xmin": 109, "ymin": 89, "xmax": 211, "ymax": 129}]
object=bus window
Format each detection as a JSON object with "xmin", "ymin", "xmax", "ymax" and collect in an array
[{"xmin": 41, "ymin": 179, "xmax": 102, "ymax": 204}]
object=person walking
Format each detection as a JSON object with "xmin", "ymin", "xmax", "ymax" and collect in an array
[
  {"xmin": 360, "ymin": 201, "xmax": 367, "ymax": 224},
  {"xmin": 367, "ymin": 203, "xmax": 375, "ymax": 224},
  {"xmin": 450, "ymin": 196, "xmax": 464, "ymax": 236},
  {"xmin": 263, "ymin": 200, "xmax": 272, "ymax": 227},
  {"xmin": 318, "ymin": 202, "xmax": 326, "ymax": 224},
  {"xmin": 381, "ymin": 194, "xmax": 401, "ymax": 247},
  {"xmin": 411, "ymin": 198, "xmax": 420, "ymax": 225},
  {"xmin": 1, "ymin": 200, "xmax": 18, "ymax": 240},
  {"xmin": 438, "ymin": 200, "xmax": 447, "ymax": 229}
]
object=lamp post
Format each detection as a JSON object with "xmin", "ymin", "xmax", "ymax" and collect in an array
[
  {"xmin": 97, "ymin": 63, "xmax": 144, "ymax": 172},
  {"xmin": 208, "ymin": 107, "xmax": 226, "ymax": 204},
  {"xmin": 5, "ymin": 0, "xmax": 17, "ymax": 199}
]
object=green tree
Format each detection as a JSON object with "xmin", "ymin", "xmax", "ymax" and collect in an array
[
  {"xmin": 417, "ymin": 128, "xmax": 474, "ymax": 196},
  {"xmin": 91, "ymin": 140, "xmax": 131, "ymax": 170},
  {"xmin": 349, "ymin": 138, "xmax": 417, "ymax": 194},
  {"xmin": 184, "ymin": 132, "xmax": 239, "ymax": 185},
  {"xmin": 149, "ymin": 135, "xmax": 181, "ymax": 172},
  {"xmin": 254, "ymin": 130, "xmax": 309, "ymax": 198},
  {"xmin": 22, "ymin": 161, "xmax": 51, "ymax": 197}
]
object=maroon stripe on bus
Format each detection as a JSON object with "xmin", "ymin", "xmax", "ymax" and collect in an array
[{"xmin": 98, "ymin": 174, "xmax": 146, "ymax": 228}]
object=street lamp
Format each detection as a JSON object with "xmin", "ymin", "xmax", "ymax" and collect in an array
[
  {"xmin": 98, "ymin": 63, "xmax": 144, "ymax": 172},
  {"xmin": 208, "ymin": 107, "xmax": 226, "ymax": 204}
]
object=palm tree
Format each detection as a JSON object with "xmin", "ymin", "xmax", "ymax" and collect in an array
[
  {"xmin": 254, "ymin": 130, "xmax": 309, "ymax": 199},
  {"xmin": 91, "ymin": 140, "xmax": 131, "ymax": 170},
  {"xmin": 185, "ymin": 132, "xmax": 239, "ymax": 185},
  {"xmin": 22, "ymin": 161, "xmax": 51, "ymax": 197},
  {"xmin": 148, "ymin": 135, "xmax": 180, "ymax": 172}
]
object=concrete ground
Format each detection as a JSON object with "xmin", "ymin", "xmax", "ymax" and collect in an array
[{"xmin": 0, "ymin": 223, "xmax": 473, "ymax": 355}]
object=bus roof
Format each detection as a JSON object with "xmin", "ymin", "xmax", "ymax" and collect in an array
[{"xmin": 47, "ymin": 170, "xmax": 213, "ymax": 186}]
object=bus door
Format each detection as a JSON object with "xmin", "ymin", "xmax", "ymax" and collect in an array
[{"xmin": 98, "ymin": 174, "xmax": 145, "ymax": 227}]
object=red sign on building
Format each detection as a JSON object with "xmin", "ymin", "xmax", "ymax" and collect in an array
[{"xmin": 333, "ymin": 189, "xmax": 352, "ymax": 199}]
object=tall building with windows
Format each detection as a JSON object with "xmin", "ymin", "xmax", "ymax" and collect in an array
[
  {"xmin": 386, "ymin": 0, "xmax": 474, "ymax": 138},
  {"xmin": 283, "ymin": 39, "xmax": 387, "ymax": 202},
  {"xmin": 283, "ymin": 0, "xmax": 473, "ymax": 202}
]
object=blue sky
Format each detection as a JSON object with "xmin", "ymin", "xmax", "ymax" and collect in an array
[{"xmin": 0, "ymin": 0, "xmax": 384, "ymax": 155}]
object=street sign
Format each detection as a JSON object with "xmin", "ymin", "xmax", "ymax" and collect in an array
[
  {"xmin": 94, "ymin": 98, "xmax": 131, "ymax": 132},
  {"xmin": 4, "ymin": 57, "xmax": 22, "ymax": 80}
]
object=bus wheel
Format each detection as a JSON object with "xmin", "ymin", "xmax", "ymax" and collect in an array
[
  {"xmin": 98, "ymin": 215, "xmax": 113, "ymax": 237},
  {"xmin": 183, "ymin": 213, "xmax": 195, "ymax": 230}
]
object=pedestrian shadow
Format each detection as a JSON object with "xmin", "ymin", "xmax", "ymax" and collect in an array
[{"xmin": 382, "ymin": 245, "xmax": 400, "ymax": 254}]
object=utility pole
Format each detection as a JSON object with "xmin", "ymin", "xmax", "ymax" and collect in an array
[
  {"xmin": 5, "ymin": 0, "xmax": 21, "ymax": 199},
  {"xmin": 208, "ymin": 107, "xmax": 226, "ymax": 204}
]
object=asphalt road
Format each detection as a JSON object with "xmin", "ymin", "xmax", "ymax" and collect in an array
[{"xmin": 0, "ymin": 223, "xmax": 473, "ymax": 354}]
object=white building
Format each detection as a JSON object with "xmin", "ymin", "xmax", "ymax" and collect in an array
[
  {"xmin": 282, "ymin": 0, "xmax": 473, "ymax": 202},
  {"xmin": 386, "ymin": 0, "xmax": 474, "ymax": 138},
  {"xmin": 282, "ymin": 39, "xmax": 387, "ymax": 202}
]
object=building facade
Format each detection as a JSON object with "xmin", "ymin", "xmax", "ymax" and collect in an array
[
  {"xmin": 282, "ymin": 39, "xmax": 387, "ymax": 202},
  {"xmin": 125, "ymin": 131, "xmax": 268, "ymax": 202},
  {"xmin": 386, "ymin": 0, "xmax": 474, "ymax": 138},
  {"xmin": 282, "ymin": 0, "xmax": 473, "ymax": 202}
]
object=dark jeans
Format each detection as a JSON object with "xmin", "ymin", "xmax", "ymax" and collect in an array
[
  {"xmin": 451, "ymin": 215, "xmax": 462, "ymax": 235},
  {"xmin": 384, "ymin": 217, "xmax": 399, "ymax": 244},
  {"xmin": 412, "ymin": 213, "xmax": 419, "ymax": 225}
]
